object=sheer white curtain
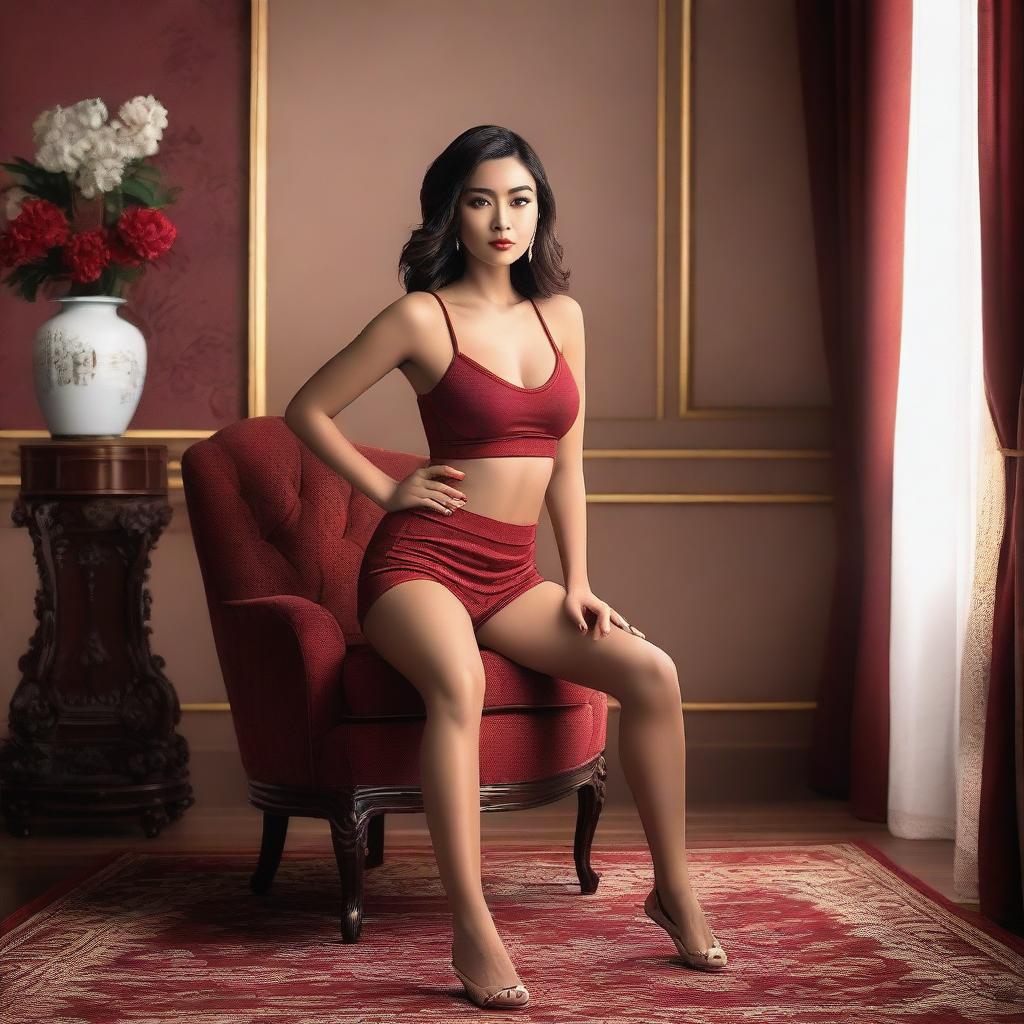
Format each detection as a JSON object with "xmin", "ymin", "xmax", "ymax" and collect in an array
[{"xmin": 888, "ymin": 0, "xmax": 1001, "ymax": 907}]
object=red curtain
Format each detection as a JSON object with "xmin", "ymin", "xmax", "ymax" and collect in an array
[
  {"xmin": 795, "ymin": 0, "xmax": 913, "ymax": 821},
  {"xmin": 977, "ymin": 0, "xmax": 1024, "ymax": 936}
]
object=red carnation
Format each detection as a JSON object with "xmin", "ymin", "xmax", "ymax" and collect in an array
[
  {"xmin": 116, "ymin": 206, "xmax": 177, "ymax": 261},
  {"xmin": 102, "ymin": 226, "xmax": 144, "ymax": 267},
  {"xmin": 4, "ymin": 198, "xmax": 69, "ymax": 265},
  {"xmin": 63, "ymin": 229, "xmax": 111, "ymax": 284}
]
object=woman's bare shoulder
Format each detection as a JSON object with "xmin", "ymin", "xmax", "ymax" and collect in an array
[
  {"xmin": 372, "ymin": 289, "xmax": 442, "ymax": 333},
  {"xmin": 537, "ymin": 292, "xmax": 583, "ymax": 341},
  {"xmin": 543, "ymin": 292, "xmax": 581, "ymax": 311}
]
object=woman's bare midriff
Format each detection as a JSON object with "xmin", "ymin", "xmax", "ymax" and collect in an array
[{"xmin": 426, "ymin": 456, "xmax": 553, "ymax": 525}]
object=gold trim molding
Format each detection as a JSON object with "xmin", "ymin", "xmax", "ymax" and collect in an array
[
  {"xmin": 182, "ymin": 699, "xmax": 818, "ymax": 713},
  {"xmin": 657, "ymin": 0, "xmax": 667, "ymax": 419},
  {"xmin": 586, "ymin": 493, "xmax": 831, "ymax": 504},
  {"xmin": 676, "ymin": 0, "xmax": 829, "ymax": 419},
  {"xmin": 582, "ymin": 448, "xmax": 831, "ymax": 458},
  {"xmin": 249, "ymin": 0, "xmax": 268, "ymax": 418},
  {"xmin": 0, "ymin": 481, "xmax": 833, "ymax": 502}
]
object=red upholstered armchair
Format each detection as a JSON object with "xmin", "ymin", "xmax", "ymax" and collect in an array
[{"xmin": 181, "ymin": 416, "xmax": 608, "ymax": 941}]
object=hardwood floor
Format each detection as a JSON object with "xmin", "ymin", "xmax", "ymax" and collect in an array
[{"xmin": 0, "ymin": 797, "xmax": 975, "ymax": 923}]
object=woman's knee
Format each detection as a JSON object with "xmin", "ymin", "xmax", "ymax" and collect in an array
[
  {"xmin": 624, "ymin": 645, "xmax": 681, "ymax": 709},
  {"xmin": 424, "ymin": 662, "xmax": 487, "ymax": 722}
]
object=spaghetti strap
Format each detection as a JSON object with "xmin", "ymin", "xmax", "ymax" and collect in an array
[
  {"xmin": 427, "ymin": 291, "xmax": 459, "ymax": 354},
  {"xmin": 528, "ymin": 297, "xmax": 559, "ymax": 356}
]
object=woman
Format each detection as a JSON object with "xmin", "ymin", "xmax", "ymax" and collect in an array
[{"xmin": 284, "ymin": 125, "xmax": 727, "ymax": 1011}]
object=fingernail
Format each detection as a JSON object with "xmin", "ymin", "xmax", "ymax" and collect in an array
[{"xmin": 579, "ymin": 623, "xmax": 587, "ymax": 632}]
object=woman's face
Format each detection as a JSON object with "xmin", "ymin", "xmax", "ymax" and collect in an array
[{"xmin": 457, "ymin": 156, "xmax": 539, "ymax": 267}]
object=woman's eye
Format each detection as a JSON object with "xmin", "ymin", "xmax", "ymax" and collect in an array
[{"xmin": 468, "ymin": 197, "xmax": 531, "ymax": 208}]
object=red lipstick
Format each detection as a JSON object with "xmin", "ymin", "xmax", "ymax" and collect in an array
[{"xmin": 490, "ymin": 239, "xmax": 514, "ymax": 250}]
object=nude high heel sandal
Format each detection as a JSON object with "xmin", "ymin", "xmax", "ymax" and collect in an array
[
  {"xmin": 643, "ymin": 886, "xmax": 728, "ymax": 970},
  {"xmin": 451, "ymin": 960, "xmax": 530, "ymax": 1009}
]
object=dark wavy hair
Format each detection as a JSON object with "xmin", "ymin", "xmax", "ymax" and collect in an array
[{"xmin": 398, "ymin": 125, "xmax": 570, "ymax": 298}]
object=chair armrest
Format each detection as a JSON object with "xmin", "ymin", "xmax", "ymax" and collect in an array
[{"xmin": 216, "ymin": 595, "xmax": 347, "ymax": 787}]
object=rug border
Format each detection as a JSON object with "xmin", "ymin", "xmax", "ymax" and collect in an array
[
  {"xmin": 0, "ymin": 848, "xmax": 129, "ymax": 937},
  {"xmin": 850, "ymin": 838, "xmax": 1024, "ymax": 954}
]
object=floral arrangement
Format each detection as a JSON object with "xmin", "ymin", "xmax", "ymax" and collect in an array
[{"xmin": 0, "ymin": 95, "xmax": 181, "ymax": 301}]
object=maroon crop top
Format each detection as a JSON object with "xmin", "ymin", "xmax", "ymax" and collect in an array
[{"xmin": 417, "ymin": 290, "xmax": 580, "ymax": 460}]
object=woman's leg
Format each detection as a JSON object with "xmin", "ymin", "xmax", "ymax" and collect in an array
[
  {"xmin": 475, "ymin": 581, "xmax": 719, "ymax": 955},
  {"xmin": 362, "ymin": 578, "xmax": 527, "ymax": 995},
  {"xmin": 616, "ymin": 664, "xmax": 714, "ymax": 946}
]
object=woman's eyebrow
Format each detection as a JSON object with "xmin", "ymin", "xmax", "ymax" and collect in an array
[{"xmin": 463, "ymin": 185, "xmax": 535, "ymax": 195}]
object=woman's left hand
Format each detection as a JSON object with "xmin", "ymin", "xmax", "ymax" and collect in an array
[{"xmin": 564, "ymin": 585, "xmax": 646, "ymax": 639}]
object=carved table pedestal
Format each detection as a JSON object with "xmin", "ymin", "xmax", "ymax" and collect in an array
[{"xmin": 0, "ymin": 442, "xmax": 194, "ymax": 837}]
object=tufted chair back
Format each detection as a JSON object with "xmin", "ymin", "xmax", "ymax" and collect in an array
[{"xmin": 182, "ymin": 414, "xmax": 417, "ymax": 645}]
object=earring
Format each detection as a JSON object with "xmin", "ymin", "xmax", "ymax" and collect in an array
[
  {"xmin": 527, "ymin": 237, "xmax": 534, "ymax": 262},
  {"xmin": 455, "ymin": 238, "xmax": 461, "ymax": 253}
]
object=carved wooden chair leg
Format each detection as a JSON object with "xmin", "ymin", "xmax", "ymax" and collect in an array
[
  {"xmin": 250, "ymin": 812, "xmax": 289, "ymax": 894},
  {"xmin": 574, "ymin": 754, "xmax": 608, "ymax": 894},
  {"xmin": 366, "ymin": 812, "xmax": 385, "ymax": 869},
  {"xmin": 331, "ymin": 799, "xmax": 368, "ymax": 942}
]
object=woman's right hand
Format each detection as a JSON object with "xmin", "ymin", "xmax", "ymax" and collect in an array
[{"xmin": 383, "ymin": 465, "xmax": 468, "ymax": 515}]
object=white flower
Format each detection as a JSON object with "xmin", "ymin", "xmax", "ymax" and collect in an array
[
  {"xmin": 69, "ymin": 97, "xmax": 108, "ymax": 131},
  {"xmin": 108, "ymin": 120, "xmax": 143, "ymax": 162},
  {"xmin": 74, "ymin": 124, "xmax": 129, "ymax": 198},
  {"xmin": 118, "ymin": 94, "xmax": 168, "ymax": 134},
  {"xmin": 29, "ymin": 94, "xmax": 169, "ymax": 196},
  {"xmin": 115, "ymin": 95, "xmax": 168, "ymax": 160},
  {"xmin": 31, "ymin": 105, "xmax": 67, "ymax": 145},
  {"xmin": 3, "ymin": 185, "xmax": 30, "ymax": 222},
  {"xmin": 33, "ymin": 104, "xmax": 91, "ymax": 173}
]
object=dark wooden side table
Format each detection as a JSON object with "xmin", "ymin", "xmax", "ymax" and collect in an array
[{"xmin": 0, "ymin": 441, "xmax": 194, "ymax": 837}]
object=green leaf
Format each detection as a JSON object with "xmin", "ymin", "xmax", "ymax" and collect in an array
[
  {"xmin": 120, "ymin": 178, "xmax": 158, "ymax": 205},
  {"xmin": 0, "ymin": 160, "xmax": 74, "ymax": 214},
  {"xmin": 131, "ymin": 162, "xmax": 161, "ymax": 181},
  {"xmin": 14, "ymin": 264, "xmax": 45, "ymax": 302}
]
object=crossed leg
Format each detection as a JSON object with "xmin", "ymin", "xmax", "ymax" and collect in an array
[{"xmin": 475, "ymin": 579, "xmax": 719, "ymax": 957}]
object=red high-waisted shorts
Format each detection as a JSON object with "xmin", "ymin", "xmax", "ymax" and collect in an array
[{"xmin": 357, "ymin": 505, "xmax": 547, "ymax": 633}]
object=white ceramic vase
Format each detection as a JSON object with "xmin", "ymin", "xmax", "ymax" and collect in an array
[{"xmin": 32, "ymin": 295, "xmax": 147, "ymax": 438}]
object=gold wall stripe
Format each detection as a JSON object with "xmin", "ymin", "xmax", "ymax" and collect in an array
[
  {"xmin": 0, "ymin": 479, "xmax": 832, "ymax": 502},
  {"xmin": 679, "ymin": 0, "xmax": 691, "ymax": 418},
  {"xmin": 657, "ymin": 0, "xmax": 667, "ymax": 419},
  {"xmin": 249, "ymin": 0, "xmax": 268, "ymax": 418},
  {"xmin": 181, "ymin": 700, "xmax": 817, "ymax": 714},
  {"xmin": 586, "ymin": 493, "xmax": 832, "ymax": 504},
  {"xmin": 676, "ymin": 0, "xmax": 828, "ymax": 419},
  {"xmin": 581, "ymin": 448, "xmax": 831, "ymax": 458},
  {"xmin": 0, "ymin": 449, "xmax": 832, "ymax": 490}
]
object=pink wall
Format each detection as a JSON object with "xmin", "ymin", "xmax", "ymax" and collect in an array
[
  {"xmin": 0, "ymin": 0, "xmax": 250, "ymax": 428},
  {"xmin": 0, "ymin": 0, "xmax": 834, "ymax": 802}
]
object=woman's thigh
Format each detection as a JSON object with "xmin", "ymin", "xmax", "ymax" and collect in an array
[
  {"xmin": 361, "ymin": 578, "xmax": 486, "ymax": 715},
  {"xmin": 474, "ymin": 581, "xmax": 679, "ymax": 705}
]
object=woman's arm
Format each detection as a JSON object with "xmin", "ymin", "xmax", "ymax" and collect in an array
[
  {"xmin": 283, "ymin": 292, "xmax": 432, "ymax": 509},
  {"xmin": 544, "ymin": 295, "xmax": 589, "ymax": 590}
]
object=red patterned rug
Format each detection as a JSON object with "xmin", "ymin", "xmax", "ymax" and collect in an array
[{"xmin": 1, "ymin": 840, "xmax": 1022, "ymax": 1022}]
